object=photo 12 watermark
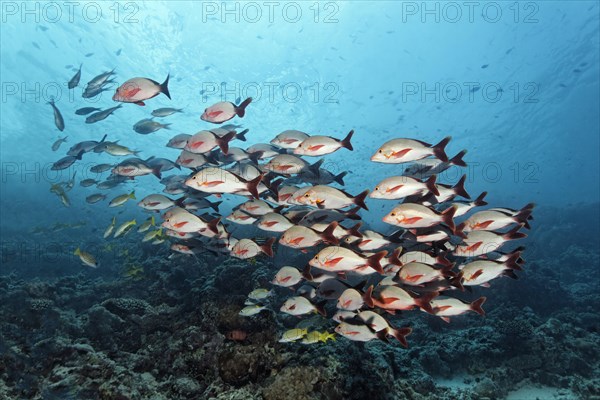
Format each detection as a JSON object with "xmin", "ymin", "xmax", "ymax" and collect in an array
[
  {"xmin": 199, "ymin": 1, "xmax": 340, "ymax": 24},
  {"xmin": 1, "ymin": 1, "xmax": 140, "ymax": 24},
  {"xmin": 399, "ymin": 1, "xmax": 540, "ymax": 24},
  {"xmin": 401, "ymin": 81, "xmax": 540, "ymax": 104}
]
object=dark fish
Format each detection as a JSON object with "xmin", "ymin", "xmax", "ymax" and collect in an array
[
  {"xmin": 85, "ymin": 53, "xmax": 94, "ymax": 57},
  {"xmin": 133, "ymin": 119, "xmax": 170, "ymax": 134},
  {"xmin": 51, "ymin": 151, "xmax": 84, "ymax": 170},
  {"xmin": 87, "ymin": 69, "xmax": 115, "ymax": 88},
  {"xmin": 481, "ymin": 64, "xmax": 489, "ymax": 69},
  {"xmin": 32, "ymin": 42, "xmax": 40, "ymax": 49},
  {"xmin": 38, "ymin": 26, "xmax": 48, "ymax": 31},
  {"xmin": 68, "ymin": 64, "xmax": 82, "ymax": 89},
  {"xmin": 85, "ymin": 105, "xmax": 122, "ymax": 124},
  {"xmin": 67, "ymin": 134, "xmax": 107, "ymax": 156},
  {"xmin": 82, "ymin": 85, "xmax": 111, "ymax": 99},
  {"xmin": 48, "ymin": 99, "xmax": 65, "ymax": 131},
  {"xmin": 116, "ymin": 49, "xmax": 122, "ymax": 56},
  {"xmin": 75, "ymin": 107, "xmax": 102, "ymax": 115}
]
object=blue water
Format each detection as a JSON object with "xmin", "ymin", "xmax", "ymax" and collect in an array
[{"xmin": 0, "ymin": 2, "xmax": 599, "ymax": 399}]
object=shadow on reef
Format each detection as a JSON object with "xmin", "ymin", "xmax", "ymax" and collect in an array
[{"xmin": 0, "ymin": 203, "xmax": 599, "ymax": 399}]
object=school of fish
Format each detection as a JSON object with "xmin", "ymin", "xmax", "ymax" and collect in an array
[{"xmin": 50, "ymin": 65, "xmax": 534, "ymax": 347}]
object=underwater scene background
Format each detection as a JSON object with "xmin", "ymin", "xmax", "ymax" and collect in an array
[{"xmin": 0, "ymin": 1, "xmax": 599, "ymax": 399}]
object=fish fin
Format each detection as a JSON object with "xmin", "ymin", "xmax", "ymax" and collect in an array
[
  {"xmin": 235, "ymin": 97, "xmax": 252, "ymax": 117},
  {"xmin": 321, "ymin": 221, "xmax": 339, "ymax": 245},
  {"xmin": 414, "ymin": 291, "xmax": 438, "ymax": 314},
  {"xmin": 353, "ymin": 189, "xmax": 369, "ymax": 211},
  {"xmin": 391, "ymin": 327, "xmax": 412, "ymax": 348},
  {"xmin": 236, "ymin": 128, "xmax": 249, "ymax": 142},
  {"xmin": 515, "ymin": 205, "xmax": 535, "ymax": 229},
  {"xmin": 340, "ymin": 129, "xmax": 354, "ymax": 151},
  {"xmin": 74, "ymin": 247, "xmax": 81, "ymax": 256},
  {"xmin": 441, "ymin": 205, "xmax": 457, "ymax": 233},
  {"xmin": 210, "ymin": 200, "xmax": 222, "ymax": 212},
  {"xmin": 260, "ymin": 237, "xmax": 275, "ymax": 257},
  {"xmin": 441, "ymin": 317, "xmax": 451, "ymax": 323},
  {"xmin": 433, "ymin": 136, "xmax": 451, "ymax": 162},
  {"xmin": 376, "ymin": 329, "xmax": 390, "ymax": 343},
  {"xmin": 216, "ymin": 131, "xmax": 236, "ymax": 154},
  {"xmin": 449, "ymin": 150, "xmax": 467, "ymax": 167},
  {"xmin": 366, "ymin": 251, "xmax": 387, "ymax": 274},
  {"xmin": 160, "ymin": 73, "xmax": 171, "ymax": 99},
  {"xmin": 266, "ymin": 178, "xmax": 282, "ymax": 198},
  {"xmin": 436, "ymin": 254, "xmax": 453, "ymax": 268},
  {"xmin": 246, "ymin": 174, "xmax": 263, "ymax": 200},
  {"xmin": 347, "ymin": 222, "xmax": 362, "ymax": 239},
  {"xmin": 503, "ymin": 269, "xmax": 519, "ymax": 279},
  {"xmin": 363, "ymin": 285, "xmax": 375, "ymax": 308},
  {"xmin": 151, "ymin": 167, "xmax": 162, "ymax": 179},
  {"xmin": 248, "ymin": 150, "xmax": 263, "ymax": 165},
  {"xmin": 470, "ymin": 297, "xmax": 486, "ymax": 316},
  {"xmin": 135, "ymin": 101, "xmax": 145, "ymax": 106},
  {"xmin": 206, "ymin": 217, "xmax": 221, "ymax": 235},
  {"xmin": 344, "ymin": 206, "xmax": 362, "ymax": 220},
  {"xmin": 315, "ymin": 300, "xmax": 327, "ymax": 317},
  {"xmin": 453, "ymin": 175, "xmax": 470, "ymax": 199},
  {"xmin": 308, "ymin": 158, "xmax": 324, "ymax": 174},
  {"xmin": 441, "ymin": 263, "xmax": 456, "ymax": 278},
  {"xmin": 505, "ymin": 252, "xmax": 524, "ymax": 271},
  {"xmin": 302, "ymin": 264, "xmax": 314, "ymax": 281},
  {"xmin": 388, "ymin": 247, "xmax": 402, "ymax": 266},
  {"xmin": 75, "ymin": 149, "xmax": 85, "ymax": 160},
  {"xmin": 425, "ymin": 175, "xmax": 440, "ymax": 196},
  {"xmin": 503, "ymin": 224, "xmax": 527, "ymax": 241},
  {"xmin": 333, "ymin": 171, "xmax": 348, "ymax": 186},
  {"xmin": 474, "ymin": 191, "xmax": 488, "ymax": 207}
]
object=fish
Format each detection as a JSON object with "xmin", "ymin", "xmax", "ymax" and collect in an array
[
  {"xmin": 247, "ymin": 143, "xmax": 283, "ymax": 159},
  {"xmin": 239, "ymin": 304, "xmax": 268, "ymax": 316},
  {"xmin": 248, "ymin": 288, "xmax": 272, "ymax": 301},
  {"xmin": 445, "ymin": 191, "xmax": 488, "ymax": 218},
  {"xmin": 184, "ymin": 130, "xmax": 237, "ymax": 154},
  {"xmin": 175, "ymin": 150, "xmax": 214, "ymax": 169},
  {"xmin": 68, "ymin": 64, "xmax": 82, "ymax": 89},
  {"xmin": 280, "ymin": 297, "xmax": 326, "ymax": 316},
  {"xmin": 90, "ymin": 164, "xmax": 115, "ymax": 173},
  {"xmin": 297, "ymin": 185, "xmax": 369, "ymax": 210},
  {"xmin": 272, "ymin": 266, "xmax": 303, "ymax": 287},
  {"xmin": 114, "ymin": 219, "xmax": 137, "ymax": 238},
  {"xmin": 51, "ymin": 150, "xmax": 84, "ymax": 170},
  {"xmin": 279, "ymin": 328, "xmax": 308, "ymax": 343},
  {"xmin": 185, "ymin": 167, "xmax": 263, "ymax": 199},
  {"xmin": 226, "ymin": 210, "xmax": 257, "ymax": 225},
  {"xmin": 289, "ymin": 168, "xmax": 348, "ymax": 186},
  {"xmin": 383, "ymin": 203, "xmax": 457, "ymax": 232},
  {"xmin": 370, "ymin": 175, "xmax": 439, "ymax": 200},
  {"xmin": 226, "ymin": 330, "xmax": 248, "ymax": 342},
  {"xmin": 238, "ymin": 199, "xmax": 281, "ymax": 216},
  {"xmin": 166, "ymin": 133, "xmax": 192, "ymax": 149},
  {"xmin": 75, "ymin": 107, "xmax": 103, "ymax": 115},
  {"xmin": 161, "ymin": 207, "xmax": 219, "ymax": 234},
  {"xmin": 51, "ymin": 136, "xmax": 68, "ymax": 151},
  {"xmin": 310, "ymin": 246, "xmax": 387, "ymax": 274},
  {"xmin": 138, "ymin": 216, "xmax": 156, "ymax": 233},
  {"xmin": 397, "ymin": 262, "xmax": 455, "ymax": 286},
  {"xmin": 108, "ymin": 191, "xmax": 136, "ymax": 207},
  {"xmin": 85, "ymin": 105, "xmax": 122, "ymax": 124},
  {"xmin": 85, "ymin": 193, "xmax": 106, "ymax": 204},
  {"xmin": 230, "ymin": 238, "xmax": 275, "ymax": 259},
  {"xmin": 79, "ymin": 178, "xmax": 98, "ymax": 187},
  {"xmin": 201, "ymin": 97, "xmax": 252, "ymax": 124},
  {"xmin": 429, "ymin": 296, "xmax": 486, "ymax": 323},
  {"xmin": 48, "ymin": 99, "xmax": 65, "ymax": 131},
  {"xmin": 112, "ymin": 158, "xmax": 160, "ymax": 179},
  {"xmin": 151, "ymin": 107, "xmax": 183, "ymax": 117},
  {"xmin": 457, "ymin": 253, "xmax": 523, "ymax": 287},
  {"xmin": 263, "ymin": 155, "xmax": 322, "ymax": 175},
  {"xmin": 270, "ymin": 130, "xmax": 310, "ymax": 149},
  {"xmin": 133, "ymin": 119, "xmax": 171, "ymax": 134},
  {"xmin": 102, "ymin": 143, "xmax": 138, "ymax": 157},
  {"xmin": 300, "ymin": 331, "xmax": 336, "ymax": 344},
  {"xmin": 344, "ymin": 230, "xmax": 398, "ymax": 251},
  {"xmin": 364, "ymin": 285, "xmax": 437, "ymax": 315},
  {"xmin": 403, "ymin": 150, "xmax": 467, "ymax": 179},
  {"xmin": 336, "ymin": 288, "xmax": 365, "ymax": 311},
  {"xmin": 454, "ymin": 225, "xmax": 527, "ymax": 257},
  {"xmin": 256, "ymin": 213, "xmax": 294, "ymax": 232},
  {"xmin": 142, "ymin": 228, "xmax": 163, "ymax": 242},
  {"xmin": 181, "ymin": 198, "xmax": 222, "ymax": 212},
  {"xmin": 138, "ymin": 194, "xmax": 182, "ymax": 211},
  {"xmin": 74, "ymin": 247, "xmax": 98, "ymax": 268},
  {"xmin": 279, "ymin": 222, "xmax": 339, "ymax": 249},
  {"xmin": 347, "ymin": 311, "xmax": 412, "ymax": 346},
  {"xmin": 371, "ymin": 136, "xmax": 451, "ymax": 163},
  {"xmin": 459, "ymin": 204, "xmax": 534, "ymax": 232},
  {"xmin": 103, "ymin": 217, "xmax": 116, "ymax": 238},
  {"xmin": 113, "ymin": 74, "xmax": 171, "ymax": 106},
  {"xmin": 293, "ymin": 130, "xmax": 354, "ymax": 156}
]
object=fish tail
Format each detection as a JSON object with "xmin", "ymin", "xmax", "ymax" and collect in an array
[
  {"xmin": 432, "ymin": 136, "xmax": 451, "ymax": 162},
  {"xmin": 449, "ymin": 149, "xmax": 467, "ymax": 167},
  {"xmin": 435, "ymin": 253, "xmax": 453, "ymax": 268},
  {"xmin": 260, "ymin": 237, "xmax": 275, "ymax": 257},
  {"xmin": 440, "ymin": 262, "xmax": 456, "ymax": 278},
  {"xmin": 160, "ymin": 73, "xmax": 171, "ymax": 99},
  {"xmin": 151, "ymin": 167, "xmax": 162, "ymax": 180},
  {"xmin": 216, "ymin": 131, "xmax": 236, "ymax": 154},
  {"xmin": 452, "ymin": 175, "xmax": 470, "ymax": 199},
  {"xmin": 515, "ymin": 205, "xmax": 535, "ymax": 229},
  {"xmin": 206, "ymin": 217, "xmax": 221, "ymax": 235},
  {"xmin": 414, "ymin": 291, "xmax": 438, "ymax": 314},
  {"xmin": 320, "ymin": 221, "xmax": 339, "ymax": 245},
  {"xmin": 150, "ymin": 216, "xmax": 155, "ymax": 226},
  {"xmin": 235, "ymin": 97, "xmax": 252, "ymax": 118},
  {"xmin": 314, "ymin": 300, "xmax": 327, "ymax": 317},
  {"xmin": 74, "ymin": 247, "xmax": 81, "ymax": 256},
  {"xmin": 450, "ymin": 275, "xmax": 465, "ymax": 292},
  {"xmin": 391, "ymin": 326, "xmax": 412, "ymax": 348},
  {"xmin": 505, "ymin": 251, "xmax": 524, "ymax": 271},
  {"xmin": 503, "ymin": 224, "xmax": 527, "ymax": 241},
  {"xmin": 425, "ymin": 175, "xmax": 439, "ymax": 196},
  {"xmin": 387, "ymin": 247, "xmax": 402, "ymax": 266},
  {"xmin": 248, "ymin": 150, "xmax": 263, "ymax": 165},
  {"xmin": 129, "ymin": 190, "xmax": 136, "ymax": 200},
  {"xmin": 333, "ymin": 171, "xmax": 347, "ymax": 186},
  {"xmin": 440, "ymin": 205, "xmax": 457, "ymax": 233},
  {"xmin": 246, "ymin": 174, "xmax": 263, "ymax": 200},
  {"xmin": 474, "ymin": 191, "xmax": 488, "ymax": 207},
  {"xmin": 366, "ymin": 251, "xmax": 387, "ymax": 274},
  {"xmin": 470, "ymin": 297, "xmax": 487, "ymax": 316},
  {"xmin": 210, "ymin": 200, "xmax": 222, "ymax": 212},
  {"xmin": 353, "ymin": 189, "xmax": 369, "ymax": 210},
  {"xmin": 340, "ymin": 129, "xmax": 354, "ymax": 151},
  {"xmin": 302, "ymin": 264, "xmax": 314, "ymax": 281},
  {"xmin": 347, "ymin": 222, "xmax": 362, "ymax": 239},
  {"xmin": 236, "ymin": 128, "xmax": 249, "ymax": 142},
  {"xmin": 363, "ymin": 285, "xmax": 375, "ymax": 308}
]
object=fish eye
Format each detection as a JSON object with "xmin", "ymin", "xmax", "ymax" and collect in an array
[
  {"xmin": 304, "ymin": 193, "xmax": 310, "ymax": 197},
  {"xmin": 390, "ymin": 212, "xmax": 396, "ymax": 217},
  {"xmin": 379, "ymin": 149, "xmax": 383, "ymax": 153},
  {"xmin": 193, "ymin": 176, "xmax": 196, "ymax": 180},
  {"xmin": 375, "ymin": 187, "xmax": 379, "ymax": 191}
]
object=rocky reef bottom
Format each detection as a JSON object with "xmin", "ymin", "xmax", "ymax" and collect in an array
[{"xmin": 1, "ymin": 205, "xmax": 599, "ymax": 400}]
